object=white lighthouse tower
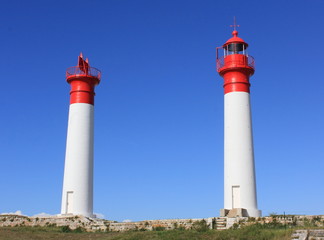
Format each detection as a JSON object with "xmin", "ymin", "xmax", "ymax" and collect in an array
[
  {"xmin": 61, "ymin": 54, "xmax": 101, "ymax": 217},
  {"xmin": 216, "ymin": 26, "xmax": 261, "ymax": 217}
]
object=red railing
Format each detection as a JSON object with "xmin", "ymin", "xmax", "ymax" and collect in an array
[
  {"xmin": 216, "ymin": 55, "xmax": 255, "ymax": 71},
  {"xmin": 216, "ymin": 57, "xmax": 225, "ymax": 70},
  {"xmin": 66, "ymin": 66, "xmax": 101, "ymax": 79}
]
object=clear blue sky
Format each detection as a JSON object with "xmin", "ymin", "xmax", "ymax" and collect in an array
[{"xmin": 1, "ymin": 0, "xmax": 323, "ymax": 222}]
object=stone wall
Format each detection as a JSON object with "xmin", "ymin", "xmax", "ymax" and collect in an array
[
  {"xmin": 107, "ymin": 218, "xmax": 214, "ymax": 231},
  {"xmin": 292, "ymin": 229, "xmax": 324, "ymax": 240},
  {"xmin": 0, "ymin": 215, "xmax": 213, "ymax": 232},
  {"xmin": 0, "ymin": 215, "xmax": 110, "ymax": 232},
  {"xmin": 0, "ymin": 214, "xmax": 323, "ymax": 232}
]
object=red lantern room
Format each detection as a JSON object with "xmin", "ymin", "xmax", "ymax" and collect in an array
[{"xmin": 216, "ymin": 29, "xmax": 255, "ymax": 94}]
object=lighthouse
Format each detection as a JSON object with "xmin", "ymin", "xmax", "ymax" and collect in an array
[
  {"xmin": 61, "ymin": 54, "xmax": 101, "ymax": 217},
  {"xmin": 216, "ymin": 26, "xmax": 261, "ymax": 217}
]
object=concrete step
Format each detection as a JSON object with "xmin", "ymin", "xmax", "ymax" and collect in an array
[
  {"xmin": 215, "ymin": 217, "xmax": 227, "ymax": 230},
  {"xmin": 291, "ymin": 230, "xmax": 308, "ymax": 240}
]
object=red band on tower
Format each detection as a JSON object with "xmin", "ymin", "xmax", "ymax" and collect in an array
[
  {"xmin": 223, "ymin": 70, "xmax": 250, "ymax": 94},
  {"xmin": 68, "ymin": 77, "xmax": 98, "ymax": 104}
]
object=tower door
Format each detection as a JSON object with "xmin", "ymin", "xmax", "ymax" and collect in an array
[
  {"xmin": 232, "ymin": 186, "xmax": 241, "ymax": 209},
  {"xmin": 66, "ymin": 191, "xmax": 74, "ymax": 214}
]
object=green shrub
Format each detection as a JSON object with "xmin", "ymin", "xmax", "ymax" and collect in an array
[
  {"xmin": 173, "ymin": 222, "xmax": 178, "ymax": 229},
  {"xmin": 231, "ymin": 223, "xmax": 239, "ymax": 229},
  {"xmin": 192, "ymin": 219, "xmax": 209, "ymax": 232},
  {"xmin": 73, "ymin": 226, "xmax": 84, "ymax": 233},
  {"xmin": 177, "ymin": 225, "xmax": 186, "ymax": 231},
  {"xmin": 61, "ymin": 225, "xmax": 72, "ymax": 232},
  {"xmin": 153, "ymin": 226, "xmax": 166, "ymax": 231},
  {"xmin": 248, "ymin": 217, "xmax": 256, "ymax": 222}
]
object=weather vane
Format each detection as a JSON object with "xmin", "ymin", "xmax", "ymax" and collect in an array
[{"xmin": 230, "ymin": 16, "xmax": 240, "ymax": 31}]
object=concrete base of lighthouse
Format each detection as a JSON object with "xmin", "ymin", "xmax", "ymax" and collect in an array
[
  {"xmin": 220, "ymin": 208, "xmax": 261, "ymax": 218},
  {"xmin": 59, "ymin": 213, "xmax": 97, "ymax": 218}
]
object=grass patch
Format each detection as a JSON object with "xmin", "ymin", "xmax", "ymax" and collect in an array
[{"xmin": 0, "ymin": 225, "xmax": 294, "ymax": 240}]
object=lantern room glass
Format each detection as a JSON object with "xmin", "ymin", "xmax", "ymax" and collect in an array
[{"xmin": 224, "ymin": 43, "xmax": 248, "ymax": 56}]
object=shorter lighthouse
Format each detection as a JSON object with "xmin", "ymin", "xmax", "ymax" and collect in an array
[
  {"xmin": 216, "ymin": 26, "xmax": 261, "ymax": 217},
  {"xmin": 61, "ymin": 54, "xmax": 101, "ymax": 217}
]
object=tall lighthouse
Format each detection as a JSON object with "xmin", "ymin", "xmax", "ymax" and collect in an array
[
  {"xmin": 216, "ymin": 26, "xmax": 261, "ymax": 217},
  {"xmin": 61, "ymin": 54, "xmax": 101, "ymax": 217}
]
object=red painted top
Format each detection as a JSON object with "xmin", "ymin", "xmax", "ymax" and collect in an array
[
  {"xmin": 217, "ymin": 30, "xmax": 255, "ymax": 94},
  {"xmin": 66, "ymin": 54, "xmax": 101, "ymax": 105},
  {"xmin": 224, "ymin": 30, "xmax": 247, "ymax": 46}
]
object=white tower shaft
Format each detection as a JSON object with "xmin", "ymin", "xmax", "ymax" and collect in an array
[
  {"xmin": 61, "ymin": 103, "xmax": 94, "ymax": 217},
  {"xmin": 224, "ymin": 92, "xmax": 260, "ymax": 217}
]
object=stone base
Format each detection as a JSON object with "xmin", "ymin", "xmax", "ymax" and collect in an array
[
  {"xmin": 220, "ymin": 209, "xmax": 229, "ymax": 217},
  {"xmin": 220, "ymin": 208, "xmax": 247, "ymax": 217},
  {"xmin": 220, "ymin": 208, "xmax": 261, "ymax": 218},
  {"xmin": 59, "ymin": 213, "xmax": 97, "ymax": 218}
]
